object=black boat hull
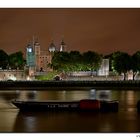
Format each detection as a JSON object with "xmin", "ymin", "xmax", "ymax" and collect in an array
[
  {"xmin": 12, "ymin": 100, "xmax": 80, "ymax": 111},
  {"xmin": 12, "ymin": 100, "xmax": 119, "ymax": 112}
]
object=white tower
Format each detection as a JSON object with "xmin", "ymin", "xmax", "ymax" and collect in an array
[
  {"xmin": 60, "ymin": 40, "xmax": 66, "ymax": 52},
  {"xmin": 48, "ymin": 41, "xmax": 56, "ymax": 65},
  {"xmin": 49, "ymin": 41, "xmax": 56, "ymax": 53}
]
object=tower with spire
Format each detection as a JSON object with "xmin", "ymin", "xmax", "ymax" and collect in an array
[
  {"xmin": 34, "ymin": 40, "xmax": 41, "ymax": 72},
  {"xmin": 60, "ymin": 39, "xmax": 66, "ymax": 52},
  {"xmin": 48, "ymin": 40, "xmax": 56, "ymax": 53}
]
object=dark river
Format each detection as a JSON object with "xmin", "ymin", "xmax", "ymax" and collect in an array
[{"xmin": 0, "ymin": 89, "xmax": 140, "ymax": 132}]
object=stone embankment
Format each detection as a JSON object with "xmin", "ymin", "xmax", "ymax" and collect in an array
[{"xmin": 0, "ymin": 80, "xmax": 140, "ymax": 90}]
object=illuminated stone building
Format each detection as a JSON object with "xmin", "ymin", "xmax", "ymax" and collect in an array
[
  {"xmin": 26, "ymin": 43, "xmax": 35, "ymax": 77},
  {"xmin": 26, "ymin": 38, "xmax": 66, "ymax": 77},
  {"xmin": 97, "ymin": 59, "xmax": 109, "ymax": 76}
]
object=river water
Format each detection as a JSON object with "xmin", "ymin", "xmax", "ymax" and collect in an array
[{"xmin": 0, "ymin": 89, "xmax": 140, "ymax": 132}]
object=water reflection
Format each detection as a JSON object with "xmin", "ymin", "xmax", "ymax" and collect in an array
[
  {"xmin": 89, "ymin": 89, "xmax": 96, "ymax": 99},
  {"xmin": 89, "ymin": 89, "xmax": 111, "ymax": 101},
  {"xmin": 0, "ymin": 91, "xmax": 19, "ymax": 101},
  {"xmin": 118, "ymin": 90, "xmax": 138, "ymax": 112},
  {"xmin": 13, "ymin": 110, "xmax": 140, "ymax": 132},
  {"xmin": 27, "ymin": 91, "xmax": 37, "ymax": 100},
  {"xmin": 14, "ymin": 111, "xmax": 110, "ymax": 132},
  {"xmin": 0, "ymin": 89, "xmax": 139, "ymax": 132},
  {"xmin": 16, "ymin": 89, "xmax": 113, "ymax": 101}
]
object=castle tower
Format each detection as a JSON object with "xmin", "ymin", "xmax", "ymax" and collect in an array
[
  {"xmin": 49, "ymin": 41, "xmax": 56, "ymax": 53},
  {"xmin": 26, "ymin": 43, "xmax": 35, "ymax": 67},
  {"xmin": 48, "ymin": 41, "xmax": 56, "ymax": 65},
  {"xmin": 34, "ymin": 41, "xmax": 41, "ymax": 72},
  {"xmin": 26, "ymin": 43, "xmax": 35, "ymax": 76},
  {"xmin": 60, "ymin": 39, "xmax": 66, "ymax": 52}
]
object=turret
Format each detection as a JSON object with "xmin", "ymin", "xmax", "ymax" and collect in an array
[
  {"xmin": 60, "ymin": 39, "xmax": 66, "ymax": 52},
  {"xmin": 49, "ymin": 41, "xmax": 56, "ymax": 53}
]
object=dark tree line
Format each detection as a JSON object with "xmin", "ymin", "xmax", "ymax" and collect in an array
[
  {"xmin": 51, "ymin": 50, "xmax": 140, "ymax": 80},
  {"xmin": 0, "ymin": 49, "xmax": 25, "ymax": 70},
  {"xmin": 51, "ymin": 51, "xmax": 102, "ymax": 72},
  {"xmin": 105, "ymin": 51, "xmax": 140, "ymax": 80},
  {"xmin": 1, "ymin": 48, "xmax": 140, "ymax": 80}
]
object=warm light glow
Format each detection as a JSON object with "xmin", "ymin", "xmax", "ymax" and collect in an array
[
  {"xmin": 127, "ymin": 70, "xmax": 133, "ymax": 80},
  {"xmin": 27, "ymin": 76, "xmax": 31, "ymax": 80},
  {"xmin": 8, "ymin": 75, "xmax": 16, "ymax": 81}
]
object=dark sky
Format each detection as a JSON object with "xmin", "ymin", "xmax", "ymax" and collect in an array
[{"xmin": 0, "ymin": 8, "xmax": 140, "ymax": 55}]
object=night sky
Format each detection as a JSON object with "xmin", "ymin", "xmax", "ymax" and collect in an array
[{"xmin": 0, "ymin": 8, "xmax": 140, "ymax": 56}]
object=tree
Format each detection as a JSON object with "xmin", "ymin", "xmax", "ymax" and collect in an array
[
  {"xmin": 131, "ymin": 51, "xmax": 140, "ymax": 80},
  {"xmin": 69, "ymin": 51, "xmax": 85, "ymax": 71},
  {"xmin": 51, "ymin": 51, "xmax": 70, "ymax": 72},
  {"xmin": 82, "ymin": 51, "xmax": 102, "ymax": 71},
  {"xmin": 51, "ymin": 51, "xmax": 102, "ymax": 73},
  {"xmin": 9, "ymin": 51, "xmax": 24, "ymax": 69},
  {"xmin": 0, "ymin": 49, "xmax": 9, "ymax": 69},
  {"xmin": 69, "ymin": 51, "xmax": 82, "ymax": 63},
  {"xmin": 112, "ymin": 51, "xmax": 131, "ymax": 80}
]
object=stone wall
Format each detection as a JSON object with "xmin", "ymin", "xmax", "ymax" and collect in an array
[{"xmin": 0, "ymin": 70, "xmax": 26, "ymax": 80}]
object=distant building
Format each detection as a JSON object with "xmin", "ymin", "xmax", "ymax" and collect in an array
[
  {"xmin": 26, "ymin": 37, "xmax": 67, "ymax": 77},
  {"xmin": 25, "ymin": 39, "xmax": 109, "ymax": 79},
  {"xmin": 97, "ymin": 59, "xmax": 109, "ymax": 76},
  {"xmin": 26, "ymin": 40, "xmax": 48, "ymax": 76}
]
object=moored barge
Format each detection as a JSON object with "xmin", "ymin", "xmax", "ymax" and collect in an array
[{"xmin": 12, "ymin": 99, "xmax": 119, "ymax": 112}]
